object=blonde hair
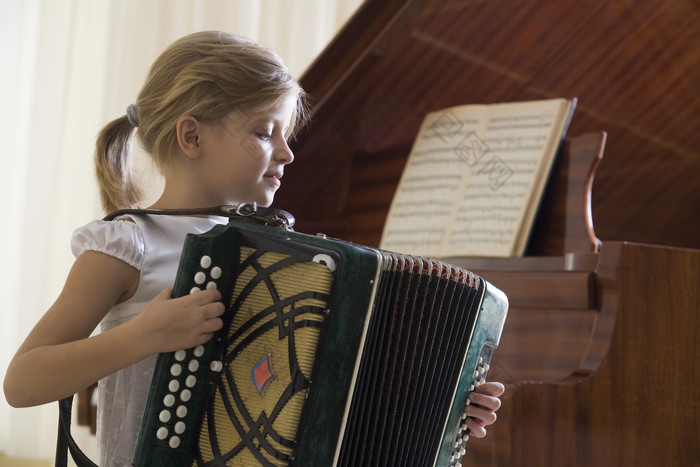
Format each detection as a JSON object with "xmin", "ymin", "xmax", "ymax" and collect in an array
[{"xmin": 94, "ymin": 31, "xmax": 309, "ymax": 213}]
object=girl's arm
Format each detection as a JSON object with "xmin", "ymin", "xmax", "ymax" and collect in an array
[{"xmin": 3, "ymin": 250, "xmax": 224, "ymax": 407}]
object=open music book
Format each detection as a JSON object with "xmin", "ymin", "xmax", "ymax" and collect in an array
[{"xmin": 379, "ymin": 97, "xmax": 577, "ymax": 257}]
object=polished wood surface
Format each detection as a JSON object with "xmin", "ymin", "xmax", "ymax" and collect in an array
[
  {"xmin": 279, "ymin": 0, "xmax": 700, "ymax": 251},
  {"xmin": 458, "ymin": 240, "xmax": 700, "ymax": 466},
  {"xmin": 275, "ymin": 1, "xmax": 700, "ymax": 465}
]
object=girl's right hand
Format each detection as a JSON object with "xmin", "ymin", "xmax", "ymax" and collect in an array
[{"xmin": 133, "ymin": 287, "xmax": 225, "ymax": 354}]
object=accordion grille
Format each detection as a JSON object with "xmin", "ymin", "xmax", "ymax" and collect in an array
[{"xmin": 196, "ymin": 247, "xmax": 333, "ymax": 465}]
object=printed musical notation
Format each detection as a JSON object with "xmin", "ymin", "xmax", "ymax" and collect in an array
[{"xmin": 380, "ymin": 98, "xmax": 576, "ymax": 257}]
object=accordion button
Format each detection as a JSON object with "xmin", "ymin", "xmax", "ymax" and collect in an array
[
  {"xmin": 176, "ymin": 405, "xmax": 188, "ymax": 418},
  {"xmin": 186, "ymin": 375, "xmax": 197, "ymax": 388},
  {"xmin": 180, "ymin": 389, "xmax": 191, "ymax": 402},
  {"xmin": 194, "ymin": 345, "xmax": 205, "ymax": 357},
  {"xmin": 169, "ymin": 436, "xmax": 180, "ymax": 449},
  {"xmin": 188, "ymin": 360, "xmax": 199, "ymax": 372},
  {"xmin": 190, "ymin": 286, "xmax": 201, "ymax": 295},
  {"xmin": 159, "ymin": 410, "xmax": 171, "ymax": 423},
  {"xmin": 206, "ymin": 281, "xmax": 218, "ymax": 290},
  {"xmin": 210, "ymin": 360, "xmax": 223, "ymax": 372},
  {"xmin": 194, "ymin": 272, "xmax": 206, "ymax": 285},
  {"xmin": 163, "ymin": 394, "xmax": 176, "ymax": 407},
  {"xmin": 156, "ymin": 427, "xmax": 168, "ymax": 440},
  {"xmin": 200, "ymin": 256, "xmax": 212, "ymax": 269},
  {"xmin": 170, "ymin": 364, "xmax": 182, "ymax": 377},
  {"xmin": 174, "ymin": 350, "xmax": 186, "ymax": 361},
  {"xmin": 168, "ymin": 379, "xmax": 180, "ymax": 392},
  {"xmin": 174, "ymin": 421, "xmax": 186, "ymax": 435},
  {"xmin": 158, "ymin": 410, "xmax": 170, "ymax": 423},
  {"xmin": 211, "ymin": 266, "xmax": 222, "ymax": 279}
]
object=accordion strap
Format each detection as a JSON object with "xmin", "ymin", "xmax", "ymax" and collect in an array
[
  {"xmin": 56, "ymin": 395, "xmax": 98, "ymax": 467},
  {"xmin": 103, "ymin": 203, "xmax": 296, "ymax": 229}
]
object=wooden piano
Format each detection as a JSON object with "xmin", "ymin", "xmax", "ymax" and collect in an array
[{"xmin": 274, "ymin": 0, "xmax": 700, "ymax": 465}]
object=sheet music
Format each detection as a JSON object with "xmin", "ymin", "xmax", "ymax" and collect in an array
[{"xmin": 380, "ymin": 98, "xmax": 574, "ymax": 257}]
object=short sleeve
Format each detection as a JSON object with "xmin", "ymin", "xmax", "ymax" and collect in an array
[{"xmin": 71, "ymin": 219, "xmax": 145, "ymax": 270}]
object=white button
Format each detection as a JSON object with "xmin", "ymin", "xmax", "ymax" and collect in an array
[
  {"xmin": 163, "ymin": 394, "xmax": 176, "ymax": 407},
  {"xmin": 156, "ymin": 427, "xmax": 168, "ymax": 440},
  {"xmin": 210, "ymin": 267, "xmax": 222, "ymax": 279},
  {"xmin": 194, "ymin": 345, "xmax": 205, "ymax": 357},
  {"xmin": 194, "ymin": 271, "xmax": 206, "ymax": 285},
  {"xmin": 188, "ymin": 360, "xmax": 199, "ymax": 372},
  {"xmin": 186, "ymin": 375, "xmax": 197, "ymax": 388},
  {"xmin": 170, "ymin": 364, "xmax": 182, "ymax": 377},
  {"xmin": 159, "ymin": 410, "xmax": 171, "ymax": 423},
  {"xmin": 180, "ymin": 389, "xmax": 192, "ymax": 402},
  {"xmin": 169, "ymin": 436, "xmax": 180, "ymax": 449},
  {"xmin": 168, "ymin": 379, "xmax": 180, "ymax": 392},
  {"xmin": 200, "ymin": 256, "xmax": 212, "ymax": 269},
  {"xmin": 176, "ymin": 405, "xmax": 188, "ymax": 418},
  {"xmin": 174, "ymin": 421, "xmax": 186, "ymax": 434},
  {"xmin": 174, "ymin": 350, "xmax": 186, "ymax": 361},
  {"xmin": 190, "ymin": 286, "xmax": 201, "ymax": 295},
  {"xmin": 210, "ymin": 361, "xmax": 223, "ymax": 372},
  {"xmin": 206, "ymin": 281, "xmax": 218, "ymax": 290}
]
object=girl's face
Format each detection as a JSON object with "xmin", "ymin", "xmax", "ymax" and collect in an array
[{"xmin": 196, "ymin": 96, "xmax": 296, "ymax": 207}]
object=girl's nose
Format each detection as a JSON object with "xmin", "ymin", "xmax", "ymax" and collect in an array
[{"xmin": 275, "ymin": 140, "xmax": 294, "ymax": 165}]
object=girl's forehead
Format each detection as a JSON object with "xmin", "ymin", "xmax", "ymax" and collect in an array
[{"xmin": 235, "ymin": 97, "xmax": 297, "ymax": 125}]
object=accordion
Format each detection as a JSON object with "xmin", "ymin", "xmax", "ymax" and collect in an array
[{"xmin": 133, "ymin": 211, "xmax": 508, "ymax": 467}]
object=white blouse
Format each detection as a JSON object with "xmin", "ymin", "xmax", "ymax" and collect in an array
[{"xmin": 71, "ymin": 214, "xmax": 222, "ymax": 467}]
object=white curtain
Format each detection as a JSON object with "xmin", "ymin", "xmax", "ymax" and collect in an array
[{"xmin": 0, "ymin": 0, "xmax": 362, "ymax": 461}]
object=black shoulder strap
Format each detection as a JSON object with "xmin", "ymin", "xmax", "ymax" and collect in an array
[
  {"xmin": 102, "ymin": 203, "xmax": 296, "ymax": 229},
  {"xmin": 56, "ymin": 396, "xmax": 99, "ymax": 467}
]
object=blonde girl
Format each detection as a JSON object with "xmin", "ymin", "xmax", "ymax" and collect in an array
[{"xmin": 4, "ymin": 30, "xmax": 502, "ymax": 466}]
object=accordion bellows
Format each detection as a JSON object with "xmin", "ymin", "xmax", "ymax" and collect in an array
[{"xmin": 133, "ymin": 220, "xmax": 508, "ymax": 467}]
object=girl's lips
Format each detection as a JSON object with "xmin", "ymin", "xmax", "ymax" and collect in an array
[{"xmin": 265, "ymin": 172, "xmax": 282, "ymax": 186}]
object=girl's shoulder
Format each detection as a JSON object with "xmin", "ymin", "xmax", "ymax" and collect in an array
[{"xmin": 71, "ymin": 216, "xmax": 145, "ymax": 270}]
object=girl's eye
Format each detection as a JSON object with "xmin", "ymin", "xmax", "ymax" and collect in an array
[{"xmin": 256, "ymin": 132, "xmax": 271, "ymax": 141}]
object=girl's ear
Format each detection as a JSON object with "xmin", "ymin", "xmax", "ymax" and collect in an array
[{"xmin": 176, "ymin": 116, "xmax": 202, "ymax": 160}]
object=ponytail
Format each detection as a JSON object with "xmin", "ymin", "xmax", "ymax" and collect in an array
[{"xmin": 93, "ymin": 115, "xmax": 143, "ymax": 213}]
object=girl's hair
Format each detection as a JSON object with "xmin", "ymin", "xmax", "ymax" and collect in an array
[{"xmin": 94, "ymin": 31, "xmax": 309, "ymax": 213}]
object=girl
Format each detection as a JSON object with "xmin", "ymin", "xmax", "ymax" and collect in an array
[{"xmin": 3, "ymin": 31, "xmax": 503, "ymax": 465}]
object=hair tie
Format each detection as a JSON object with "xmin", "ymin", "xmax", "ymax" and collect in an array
[{"xmin": 126, "ymin": 104, "xmax": 139, "ymax": 127}]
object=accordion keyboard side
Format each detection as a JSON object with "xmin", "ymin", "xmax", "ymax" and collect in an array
[{"xmin": 132, "ymin": 222, "xmax": 381, "ymax": 466}]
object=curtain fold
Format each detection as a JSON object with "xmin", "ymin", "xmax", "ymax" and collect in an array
[{"xmin": 0, "ymin": 0, "xmax": 361, "ymax": 460}]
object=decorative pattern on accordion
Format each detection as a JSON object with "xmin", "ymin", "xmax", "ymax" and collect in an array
[{"xmin": 195, "ymin": 247, "xmax": 333, "ymax": 465}]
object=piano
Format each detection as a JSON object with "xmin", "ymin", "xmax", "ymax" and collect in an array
[{"xmin": 274, "ymin": 0, "xmax": 700, "ymax": 465}]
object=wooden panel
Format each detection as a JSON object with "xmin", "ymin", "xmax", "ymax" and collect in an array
[
  {"xmin": 473, "ymin": 270, "xmax": 596, "ymax": 310},
  {"xmin": 464, "ymin": 242, "xmax": 700, "ymax": 466},
  {"xmin": 487, "ymin": 306, "xmax": 598, "ymax": 382}
]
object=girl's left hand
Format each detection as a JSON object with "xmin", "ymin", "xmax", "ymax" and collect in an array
[{"xmin": 463, "ymin": 381, "xmax": 505, "ymax": 438}]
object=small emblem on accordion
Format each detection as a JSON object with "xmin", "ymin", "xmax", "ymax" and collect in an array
[{"xmin": 252, "ymin": 354, "xmax": 275, "ymax": 396}]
